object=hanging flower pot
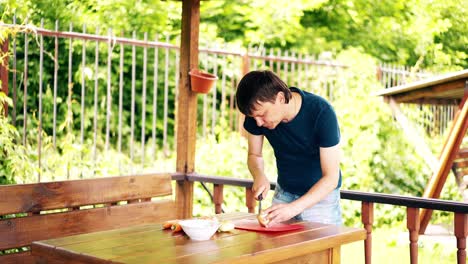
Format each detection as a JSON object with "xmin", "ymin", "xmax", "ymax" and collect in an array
[{"xmin": 189, "ymin": 69, "xmax": 218, "ymax": 94}]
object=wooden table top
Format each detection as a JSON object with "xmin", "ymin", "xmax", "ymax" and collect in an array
[{"xmin": 31, "ymin": 212, "xmax": 366, "ymax": 264}]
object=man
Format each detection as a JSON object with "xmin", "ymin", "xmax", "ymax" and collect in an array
[{"xmin": 235, "ymin": 70, "xmax": 342, "ymax": 226}]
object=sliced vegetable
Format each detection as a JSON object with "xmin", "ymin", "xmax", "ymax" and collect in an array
[
  {"xmin": 171, "ymin": 223, "xmax": 182, "ymax": 232},
  {"xmin": 218, "ymin": 221, "xmax": 235, "ymax": 232},
  {"xmin": 162, "ymin": 220, "xmax": 179, "ymax": 229},
  {"xmin": 257, "ymin": 212, "xmax": 270, "ymax": 227}
]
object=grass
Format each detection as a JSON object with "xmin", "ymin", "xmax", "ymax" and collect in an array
[{"xmin": 342, "ymin": 227, "xmax": 458, "ymax": 263}]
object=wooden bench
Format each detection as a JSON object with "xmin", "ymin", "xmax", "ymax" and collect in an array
[{"xmin": 0, "ymin": 173, "xmax": 177, "ymax": 263}]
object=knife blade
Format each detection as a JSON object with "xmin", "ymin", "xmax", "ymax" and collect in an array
[{"xmin": 257, "ymin": 194, "xmax": 263, "ymax": 215}]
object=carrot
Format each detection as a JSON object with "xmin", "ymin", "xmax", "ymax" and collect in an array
[
  {"xmin": 162, "ymin": 220, "xmax": 179, "ymax": 229},
  {"xmin": 171, "ymin": 223, "xmax": 182, "ymax": 232}
]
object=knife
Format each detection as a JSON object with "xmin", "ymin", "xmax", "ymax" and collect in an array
[{"xmin": 257, "ymin": 194, "xmax": 263, "ymax": 215}]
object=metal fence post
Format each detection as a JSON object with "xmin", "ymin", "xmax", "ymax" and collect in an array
[{"xmin": 0, "ymin": 38, "xmax": 9, "ymax": 116}]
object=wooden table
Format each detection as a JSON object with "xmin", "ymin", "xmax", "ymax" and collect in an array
[{"xmin": 31, "ymin": 212, "xmax": 366, "ymax": 264}]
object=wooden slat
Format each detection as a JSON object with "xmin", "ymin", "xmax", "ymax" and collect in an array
[
  {"xmin": 32, "ymin": 242, "xmax": 110, "ymax": 264},
  {"xmin": 0, "ymin": 173, "xmax": 172, "ymax": 215},
  {"xmin": 454, "ymin": 160, "xmax": 468, "ymax": 168},
  {"xmin": 0, "ymin": 200, "xmax": 175, "ymax": 250},
  {"xmin": 0, "ymin": 251, "xmax": 35, "ymax": 264},
  {"xmin": 457, "ymin": 148, "xmax": 468, "ymax": 159}
]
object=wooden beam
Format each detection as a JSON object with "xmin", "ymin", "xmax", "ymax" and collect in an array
[
  {"xmin": 175, "ymin": 0, "xmax": 200, "ymax": 219},
  {"xmin": 420, "ymin": 95, "xmax": 468, "ymax": 233},
  {"xmin": 391, "ymin": 79, "xmax": 466, "ymax": 103}
]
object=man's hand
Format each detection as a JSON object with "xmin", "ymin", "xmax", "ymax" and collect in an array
[
  {"xmin": 263, "ymin": 203, "xmax": 302, "ymax": 226},
  {"xmin": 252, "ymin": 176, "xmax": 270, "ymax": 200}
]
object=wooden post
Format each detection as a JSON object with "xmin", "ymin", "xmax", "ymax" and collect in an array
[
  {"xmin": 245, "ymin": 188, "xmax": 255, "ymax": 213},
  {"xmin": 420, "ymin": 95, "xmax": 468, "ymax": 233},
  {"xmin": 238, "ymin": 51, "xmax": 250, "ymax": 137},
  {"xmin": 213, "ymin": 184, "xmax": 224, "ymax": 214},
  {"xmin": 0, "ymin": 39, "xmax": 9, "ymax": 116},
  {"xmin": 376, "ymin": 65, "xmax": 382, "ymax": 83},
  {"xmin": 407, "ymin": 207, "xmax": 420, "ymax": 264},
  {"xmin": 362, "ymin": 202, "xmax": 374, "ymax": 264},
  {"xmin": 175, "ymin": 0, "xmax": 200, "ymax": 219},
  {"xmin": 454, "ymin": 213, "xmax": 467, "ymax": 264}
]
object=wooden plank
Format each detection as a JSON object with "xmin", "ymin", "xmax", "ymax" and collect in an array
[
  {"xmin": 1, "ymin": 200, "xmax": 175, "ymax": 250},
  {"xmin": 175, "ymin": 0, "xmax": 200, "ymax": 219},
  {"xmin": 38, "ymin": 224, "xmax": 165, "ymax": 247},
  {"xmin": 32, "ymin": 242, "xmax": 112, "ymax": 264},
  {"xmin": 270, "ymin": 250, "xmax": 330, "ymax": 263},
  {"xmin": 0, "ymin": 251, "xmax": 35, "ymax": 264},
  {"xmin": 457, "ymin": 148, "xmax": 468, "ymax": 159},
  {"xmin": 0, "ymin": 173, "xmax": 173, "ymax": 215},
  {"xmin": 392, "ymin": 79, "xmax": 466, "ymax": 103},
  {"xmin": 453, "ymin": 160, "xmax": 468, "ymax": 168}
]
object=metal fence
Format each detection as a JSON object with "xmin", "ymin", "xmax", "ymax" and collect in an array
[{"xmin": 0, "ymin": 19, "xmax": 347, "ymax": 182}]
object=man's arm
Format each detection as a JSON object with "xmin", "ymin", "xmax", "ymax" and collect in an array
[
  {"xmin": 247, "ymin": 132, "xmax": 270, "ymax": 199},
  {"xmin": 265, "ymin": 143, "xmax": 341, "ymax": 224}
]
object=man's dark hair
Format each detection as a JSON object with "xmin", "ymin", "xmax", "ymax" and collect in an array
[{"xmin": 235, "ymin": 70, "xmax": 291, "ymax": 116}]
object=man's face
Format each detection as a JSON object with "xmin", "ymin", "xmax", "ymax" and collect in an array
[{"xmin": 249, "ymin": 94, "xmax": 284, "ymax": 129}]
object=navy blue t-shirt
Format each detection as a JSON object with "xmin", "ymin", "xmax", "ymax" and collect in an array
[{"xmin": 244, "ymin": 87, "xmax": 342, "ymax": 196}]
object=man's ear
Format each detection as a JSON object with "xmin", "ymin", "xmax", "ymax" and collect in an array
[{"xmin": 276, "ymin": 92, "xmax": 285, "ymax": 103}]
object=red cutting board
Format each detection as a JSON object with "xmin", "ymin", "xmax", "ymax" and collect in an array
[{"xmin": 234, "ymin": 219, "xmax": 304, "ymax": 232}]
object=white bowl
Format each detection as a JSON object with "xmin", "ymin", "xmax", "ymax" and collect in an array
[{"xmin": 179, "ymin": 219, "xmax": 221, "ymax": 241}]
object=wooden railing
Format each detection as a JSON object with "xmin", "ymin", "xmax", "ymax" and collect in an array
[{"xmin": 174, "ymin": 173, "xmax": 468, "ymax": 264}]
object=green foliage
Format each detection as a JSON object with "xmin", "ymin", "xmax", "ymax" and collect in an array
[
  {"xmin": 0, "ymin": 92, "xmax": 35, "ymax": 184},
  {"xmin": 199, "ymin": 0, "xmax": 467, "ymax": 70},
  {"xmin": 0, "ymin": 0, "xmax": 465, "ymax": 229}
]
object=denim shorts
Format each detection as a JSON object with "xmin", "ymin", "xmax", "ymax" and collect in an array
[{"xmin": 272, "ymin": 184, "xmax": 342, "ymax": 226}]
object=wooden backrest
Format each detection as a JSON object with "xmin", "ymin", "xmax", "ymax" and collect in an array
[{"xmin": 0, "ymin": 173, "xmax": 177, "ymax": 263}]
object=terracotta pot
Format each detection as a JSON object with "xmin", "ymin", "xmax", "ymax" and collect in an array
[{"xmin": 189, "ymin": 69, "xmax": 218, "ymax": 94}]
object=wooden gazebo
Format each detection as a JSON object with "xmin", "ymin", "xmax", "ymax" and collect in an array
[{"xmin": 375, "ymin": 69, "xmax": 468, "ymax": 233}]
